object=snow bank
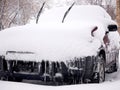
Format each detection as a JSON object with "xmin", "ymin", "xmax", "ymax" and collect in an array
[{"xmin": 0, "ymin": 80, "xmax": 120, "ymax": 90}]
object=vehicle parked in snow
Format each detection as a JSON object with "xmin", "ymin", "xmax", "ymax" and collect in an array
[{"xmin": 0, "ymin": 4, "xmax": 120, "ymax": 85}]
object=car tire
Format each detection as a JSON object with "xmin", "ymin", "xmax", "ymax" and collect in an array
[
  {"xmin": 106, "ymin": 52, "xmax": 119, "ymax": 73},
  {"xmin": 107, "ymin": 63, "xmax": 118, "ymax": 73},
  {"xmin": 92, "ymin": 55, "xmax": 105, "ymax": 83},
  {"xmin": 112, "ymin": 52, "xmax": 119, "ymax": 72}
]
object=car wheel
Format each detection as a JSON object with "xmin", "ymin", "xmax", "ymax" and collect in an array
[
  {"xmin": 112, "ymin": 52, "xmax": 119, "ymax": 72},
  {"xmin": 107, "ymin": 63, "xmax": 118, "ymax": 73},
  {"xmin": 107, "ymin": 52, "xmax": 119, "ymax": 73},
  {"xmin": 92, "ymin": 55, "xmax": 105, "ymax": 83}
]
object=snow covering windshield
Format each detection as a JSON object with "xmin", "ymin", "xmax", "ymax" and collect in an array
[{"xmin": 39, "ymin": 5, "xmax": 111, "ymax": 23}]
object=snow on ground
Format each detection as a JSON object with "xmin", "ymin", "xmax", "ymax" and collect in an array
[{"xmin": 0, "ymin": 74, "xmax": 120, "ymax": 90}]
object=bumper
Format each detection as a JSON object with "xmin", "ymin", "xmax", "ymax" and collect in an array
[{"xmin": 0, "ymin": 56, "xmax": 96, "ymax": 84}]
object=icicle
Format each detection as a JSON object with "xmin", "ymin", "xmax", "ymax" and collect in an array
[
  {"xmin": 56, "ymin": 62, "xmax": 59, "ymax": 72},
  {"xmin": 49, "ymin": 61, "xmax": 52, "ymax": 80},
  {"xmin": 16, "ymin": 60, "xmax": 18, "ymax": 66},
  {"xmin": 44, "ymin": 60, "xmax": 46, "ymax": 82},
  {"xmin": 46, "ymin": 61, "xmax": 50, "ymax": 74},
  {"xmin": 49, "ymin": 61, "xmax": 52, "ymax": 76},
  {"xmin": 7, "ymin": 60, "xmax": 10, "ymax": 71},
  {"xmin": 12, "ymin": 61, "xmax": 14, "ymax": 67},
  {"xmin": 32, "ymin": 62, "xmax": 35, "ymax": 67},
  {"xmin": 77, "ymin": 58, "xmax": 79, "ymax": 68},
  {"xmin": 70, "ymin": 60, "xmax": 72, "ymax": 67},
  {"xmin": 38, "ymin": 62, "xmax": 41, "ymax": 73}
]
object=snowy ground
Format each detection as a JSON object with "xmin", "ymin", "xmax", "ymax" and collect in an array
[
  {"xmin": 0, "ymin": 73, "xmax": 120, "ymax": 90},
  {"xmin": 0, "ymin": 52, "xmax": 120, "ymax": 90}
]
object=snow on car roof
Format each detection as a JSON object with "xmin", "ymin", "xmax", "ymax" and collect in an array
[{"xmin": 39, "ymin": 5, "xmax": 111, "ymax": 23}]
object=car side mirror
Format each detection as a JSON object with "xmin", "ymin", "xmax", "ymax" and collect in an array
[{"xmin": 108, "ymin": 25, "xmax": 117, "ymax": 31}]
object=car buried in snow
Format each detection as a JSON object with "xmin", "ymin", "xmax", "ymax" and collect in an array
[{"xmin": 0, "ymin": 4, "xmax": 120, "ymax": 85}]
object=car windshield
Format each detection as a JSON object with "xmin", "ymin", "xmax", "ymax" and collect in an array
[{"xmin": 39, "ymin": 5, "xmax": 111, "ymax": 23}]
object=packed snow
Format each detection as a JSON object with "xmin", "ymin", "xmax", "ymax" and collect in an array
[
  {"xmin": 0, "ymin": 23, "xmax": 102, "ymax": 61},
  {"xmin": 0, "ymin": 80, "xmax": 120, "ymax": 90},
  {"xmin": 39, "ymin": 5, "xmax": 111, "ymax": 22},
  {"xmin": 0, "ymin": 5, "xmax": 119, "ymax": 62}
]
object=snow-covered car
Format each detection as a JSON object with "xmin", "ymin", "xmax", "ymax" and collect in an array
[{"xmin": 0, "ymin": 4, "xmax": 120, "ymax": 85}]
